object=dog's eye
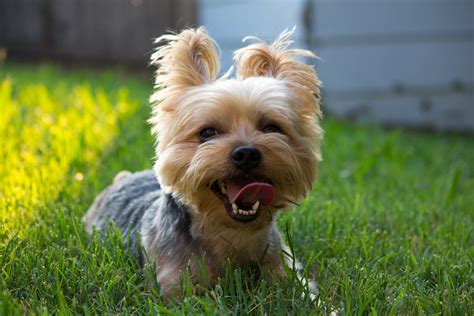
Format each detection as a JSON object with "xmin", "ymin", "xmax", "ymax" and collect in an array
[
  {"xmin": 199, "ymin": 127, "xmax": 218, "ymax": 141},
  {"xmin": 262, "ymin": 124, "xmax": 282, "ymax": 134}
]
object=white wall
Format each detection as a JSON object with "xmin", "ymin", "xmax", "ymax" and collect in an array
[
  {"xmin": 199, "ymin": 0, "xmax": 308, "ymax": 72},
  {"xmin": 310, "ymin": 0, "xmax": 474, "ymax": 131}
]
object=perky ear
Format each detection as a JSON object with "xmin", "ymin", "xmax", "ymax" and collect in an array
[
  {"xmin": 150, "ymin": 27, "xmax": 220, "ymax": 104},
  {"xmin": 234, "ymin": 28, "xmax": 321, "ymax": 118}
]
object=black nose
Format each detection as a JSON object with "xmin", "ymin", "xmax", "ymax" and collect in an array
[{"xmin": 231, "ymin": 146, "xmax": 262, "ymax": 170}]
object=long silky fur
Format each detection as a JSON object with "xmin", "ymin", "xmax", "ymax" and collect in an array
[{"xmin": 234, "ymin": 28, "xmax": 323, "ymax": 147}]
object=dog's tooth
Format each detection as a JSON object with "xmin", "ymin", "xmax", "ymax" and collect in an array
[
  {"xmin": 232, "ymin": 203, "xmax": 238, "ymax": 214},
  {"xmin": 252, "ymin": 201, "xmax": 260, "ymax": 211},
  {"xmin": 239, "ymin": 209, "xmax": 250, "ymax": 215},
  {"xmin": 219, "ymin": 181, "xmax": 227, "ymax": 194}
]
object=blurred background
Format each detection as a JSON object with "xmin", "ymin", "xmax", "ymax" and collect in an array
[{"xmin": 1, "ymin": 0, "xmax": 473, "ymax": 132}]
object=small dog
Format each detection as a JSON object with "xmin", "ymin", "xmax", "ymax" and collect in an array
[{"xmin": 83, "ymin": 27, "xmax": 323, "ymax": 300}]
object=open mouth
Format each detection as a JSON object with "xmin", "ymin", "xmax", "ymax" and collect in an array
[{"xmin": 210, "ymin": 176, "xmax": 275, "ymax": 223}]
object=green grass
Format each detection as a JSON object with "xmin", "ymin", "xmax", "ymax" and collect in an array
[{"xmin": 1, "ymin": 63, "xmax": 473, "ymax": 315}]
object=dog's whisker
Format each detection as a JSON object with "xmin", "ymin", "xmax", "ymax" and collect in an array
[{"xmin": 288, "ymin": 200, "xmax": 300, "ymax": 207}]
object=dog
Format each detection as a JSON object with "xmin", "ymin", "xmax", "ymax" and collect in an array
[{"xmin": 83, "ymin": 27, "xmax": 323, "ymax": 300}]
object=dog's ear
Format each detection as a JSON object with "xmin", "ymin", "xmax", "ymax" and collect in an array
[
  {"xmin": 234, "ymin": 28, "xmax": 321, "ymax": 118},
  {"xmin": 150, "ymin": 28, "xmax": 220, "ymax": 102}
]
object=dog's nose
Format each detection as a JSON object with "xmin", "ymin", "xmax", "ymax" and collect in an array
[{"xmin": 230, "ymin": 146, "xmax": 262, "ymax": 170}]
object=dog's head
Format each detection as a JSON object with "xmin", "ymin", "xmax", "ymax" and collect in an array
[{"xmin": 150, "ymin": 27, "xmax": 322, "ymax": 228}]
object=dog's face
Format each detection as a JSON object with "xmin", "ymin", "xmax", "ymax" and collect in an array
[{"xmin": 150, "ymin": 28, "xmax": 322, "ymax": 228}]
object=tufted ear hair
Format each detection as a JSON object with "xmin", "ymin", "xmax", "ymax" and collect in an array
[
  {"xmin": 233, "ymin": 28, "xmax": 321, "ymax": 118},
  {"xmin": 150, "ymin": 27, "xmax": 220, "ymax": 105}
]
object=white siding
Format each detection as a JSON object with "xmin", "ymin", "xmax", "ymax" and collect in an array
[
  {"xmin": 199, "ymin": 0, "xmax": 307, "ymax": 72},
  {"xmin": 310, "ymin": 0, "xmax": 474, "ymax": 131}
]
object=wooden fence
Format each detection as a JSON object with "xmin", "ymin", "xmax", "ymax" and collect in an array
[{"xmin": 0, "ymin": 0, "xmax": 196, "ymax": 65}]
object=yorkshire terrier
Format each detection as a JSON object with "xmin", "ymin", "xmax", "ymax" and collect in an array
[{"xmin": 83, "ymin": 27, "xmax": 323, "ymax": 300}]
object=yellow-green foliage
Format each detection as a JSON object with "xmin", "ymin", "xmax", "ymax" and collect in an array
[{"xmin": 0, "ymin": 68, "xmax": 140, "ymax": 235}]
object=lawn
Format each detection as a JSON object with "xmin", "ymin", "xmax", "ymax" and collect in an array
[{"xmin": 1, "ymin": 63, "xmax": 473, "ymax": 314}]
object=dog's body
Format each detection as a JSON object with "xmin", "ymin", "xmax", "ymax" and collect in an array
[
  {"xmin": 84, "ymin": 170, "xmax": 285, "ymax": 297},
  {"xmin": 83, "ymin": 27, "xmax": 322, "ymax": 299}
]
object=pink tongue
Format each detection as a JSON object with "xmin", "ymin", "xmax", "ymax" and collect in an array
[{"xmin": 226, "ymin": 182, "xmax": 275, "ymax": 206}]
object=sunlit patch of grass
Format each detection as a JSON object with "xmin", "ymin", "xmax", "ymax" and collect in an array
[{"xmin": 0, "ymin": 65, "xmax": 145, "ymax": 236}]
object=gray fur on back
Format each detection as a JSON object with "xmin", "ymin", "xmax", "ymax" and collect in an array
[{"xmin": 84, "ymin": 170, "xmax": 191, "ymax": 260}]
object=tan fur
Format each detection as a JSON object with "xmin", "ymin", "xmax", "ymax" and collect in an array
[
  {"xmin": 148, "ymin": 27, "xmax": 322, "ymax": 298},
  {"xmin": 234, "ymin": 28, "xmax": 323, "ymax": 151}
]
